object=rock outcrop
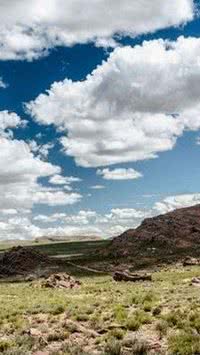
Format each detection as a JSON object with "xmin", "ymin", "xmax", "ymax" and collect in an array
[
  {"xmin": 0, "ymin": 246, "xmax": 49, "ymax": 277},
  {"xmin": 107, "ymin": 204, "xmax": 200, "ymax": 258}
]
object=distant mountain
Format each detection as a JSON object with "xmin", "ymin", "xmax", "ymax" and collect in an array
[
  {"xmin": 34, "ymin": 235, "xmax": 102, "ymax": 243},
  {"xmin": 106, "ymin": 204, "xmax": 200, "ymax": 260},
  {"xmin": 0, "ymin": 235, "xmax": 103, "ymax": 247}
]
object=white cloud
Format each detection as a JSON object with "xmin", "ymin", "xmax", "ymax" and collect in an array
[
  {"xmin": 49, "ymin": 174, "xmax": 81, "ymax": 185},
  {"xmin": 3, "ymin": 192, "xmax": 200, "ymax": 240},
  {"xmin": 30, "ymin": 207, "xmax": 147, "ymax": 240},
  {"xmin": 28, "ymin": 140, "xmax": 54, "ymax": 159},
  {"xmin": 153, "ymin": 193, "xmax": 200, "ymax": 214},
  {"xmin": 32, "ymin": 187, "xmax": 82, "ymax": 206},
  {"xmin": 107, "ymin": 208, "xmax": 146, "ymax": 220},
  {"xmin": 90, "ymin": 185, "xmax": 105, "ymax": 190},
  {"xmin": 0, "ymin": 111, "xmax": 82, "ymax": 212},
  {"xmin": 0, "ymin": 77, "xmax": 8, "ymax": 88},
  {"xmin": 1, "ymin": 209, "xmax": 18, "ymax": 215},
  {"xmin": 28, "ymin": 36, "xmax": 200, "ymax": 168},
  {"xmin": 0, "ymin": 110, "xmax": 26, "ymax": 135},
  {"xmin": 0, "ymin": 0, "xmax": 194, "ymax": 60},
  {"xmin": 97, "ymin": 168, "xmax": 142, "ymax": 180}
]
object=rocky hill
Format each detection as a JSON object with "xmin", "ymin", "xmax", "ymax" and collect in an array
[{"xmin": 107, "ymin": 204, "xmax": 200, "ymax": 260}]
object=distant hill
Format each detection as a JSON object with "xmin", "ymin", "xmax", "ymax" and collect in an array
[
  {"xmin": 0, "ymin": 235, "xmax": 103, "ymax": 249},
  {"xmin": 106, "ymin": 204, "xmax": 200, "ymax": 260},
  {"xmin": 34, "ymin": 235, "xmax": 103, "ymax": 243}
]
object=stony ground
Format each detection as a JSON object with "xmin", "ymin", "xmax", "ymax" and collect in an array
[{"xmin": 1, "ymin": 261, "xmax": 200, "ymax": 355}]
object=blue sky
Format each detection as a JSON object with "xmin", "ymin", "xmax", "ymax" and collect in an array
[{"xmin": 1, "ymin": 0, "xmax": 200, "ymax": 240}]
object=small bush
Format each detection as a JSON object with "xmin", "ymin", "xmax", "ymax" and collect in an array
[
  {"xmin": 168, "ymin": 331, "xmax": 200, "ymax": 355},
  {"xmin": 126, "ymin": 317, "xmax": 140, "ymax": 331},
  {"xmin": 104, "ymin": 338, "xmax": 121, "ymax": 355},
  {"xmin": 75, "ymin": 313, "xmax": 89, "ymax": 322},
  {"xmin": 51, "ymin": 305, "xmax": 65, "ymax": 315},
  {"xmin": 114, "ymin": 305, "xmax": 128, "ymax": 323},
  {"xmin": 155, "ymin": 320, "xmax": 168, "ymax": 338},
  {"xmin": 189, "ymin": 311, "xmax": 200, "ymax": 333},
  {"xmin": 0, "ymin": 339, "xmax": 13, "ymax": 352},
  {"xmin": 47, "ymin": 330, "xmax": 69, "ymax": 342},
  {"xmin": 131, "ymin": 338, "xmax": 149, "ymax": 355},
  {"xmin": 122, "ymin": 336, "xmax": 149, "ymax": 355},
  {"xmin": 152, "ymin": 306, "xmax": 162, "ymax": 316},
  {"xmin": 109, "ymin": 328, "xmax": 125, "ymax": 340},
  {"xmin": 143, "ymin": 301, "xmax": 152, "ymax": 312}
]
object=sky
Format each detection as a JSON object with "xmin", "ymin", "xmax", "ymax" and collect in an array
[{"xmin": 1, "ymin": 0, "xmax": 200, "ymax": 240}]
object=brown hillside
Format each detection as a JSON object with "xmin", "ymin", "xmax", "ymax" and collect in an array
[{"xmin": 107, "ymin": 204, "xmax": 200, "ymax": 259}]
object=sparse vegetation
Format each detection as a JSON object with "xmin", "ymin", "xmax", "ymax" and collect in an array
[{"xmin": 0, "ymin": 240, "xmax": 200, "ymax": 354}]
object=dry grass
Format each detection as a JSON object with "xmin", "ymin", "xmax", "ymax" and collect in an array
[{"xmin": 1, "ymin": 240, "xmax": 200, "ymax": 354}]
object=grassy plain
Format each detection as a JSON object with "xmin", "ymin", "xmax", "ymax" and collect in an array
[{"xmin": 0, "ymin": 240, "xmax": 200, "ymax": 354}]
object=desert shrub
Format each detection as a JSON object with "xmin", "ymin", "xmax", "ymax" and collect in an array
[
  {"xmin": 155, "ymin": 320, "xmax": 169, "ymax": 338},
  {"xmin": 47, "ymin": 330, "xmax": 69, "ymax": 342},
  {"xmin": 168, "ymin": 331, "xmax": 200, "ymax": 355},
  {"xmin": 122, "ymin": 335, "xmax": 149, "ymax": 355},
  {"xmin": 143, "ymin": 301, "xmax": 152, "ymax": 312},
  {"xmin": 62, "ymin": 343, "xmax": 88, "ymax": 355},
  {"xmin": 74, "ymin": 313, "xmax": 89, "ymax": 322},
  {"xmin": 135, "ymin": 310, "xmax": 152, "ymax": 325},
  {"xmin": 164, "ymin": 310, "xmax": 184, "ymax": 327},
  {"xmin": 152, "ymin": 306, "xmax": 162, "ymax": 316},
  {"xmin": 126, "ymin": 310, "xmax": 151, "ymax": 331},
  {"xmin": 189, "ymin": 311, "xmax": 200, "ymax": 333},
  {"xmin": 113, "ymin": 304, "xmax": 128, "ymax": 323},
  {"xmin": 109, "ymin": 328, "xmax": 125, "ymax": 340},
  {"xmin": 51, "ymin": 304, "xmax": 65, "ymax": 315},
  {"xmin": 0, "ymin": 340, "xmax": 13, "ymax": 352},
  {"xmin": 104, "ymin": 338, "xmax": 122, "ymax": 355},
  {"xmin": 126, "ymin": 317, "xmax": 140, "ymax": 331},
  {"xmin": 131, "ymin": 338, "xmax": 149, "ymax": 355}
]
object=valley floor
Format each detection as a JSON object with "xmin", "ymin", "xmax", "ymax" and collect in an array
[{"xmin": 0, "ymin": 241, "xmax": 200, "ymax": 354}]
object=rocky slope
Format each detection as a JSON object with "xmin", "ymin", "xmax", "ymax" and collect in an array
[{"xmin": 107, "ymin": 204, "xmax": 200, "ymax": 258}]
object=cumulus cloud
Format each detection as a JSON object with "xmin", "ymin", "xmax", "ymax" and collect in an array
[
  {"xmin": 153, "ymin": 194, "xmax": 200, "ymax": 214},
  {"xmin": 49, "ymin": 174, "xmax": 81, "ymax": 185},
  {"xmin": 3, "ymin": 192, "xmax": 200, "ymax": 240},
  {"xmin": 32, "ymin": 187, "xmax": 82, "ymax": 206},
  {"xmin": 0, "ymin": 0, "xmax": 194, "ymax": 60},
  {"xmin": 28, "ymin": 36, "xmax": 200, "ymax": 167},
  {"xmin": 0, "ymin": 111, "xmax": 82, "ymax": 212},
  {"xmin": 28, "ymin": 140, "xmax": 54, "ymax": 159},
  {"xmin": 31, "ymin": 207, "xmax": 147, "ymax": 240},
  {"xmin": 0, "ymin": 110, "xmax": 26, "ymax": 137},
  {"xmin": 97, "ymin": 168, "xmax": 142, "ymax": 180}
]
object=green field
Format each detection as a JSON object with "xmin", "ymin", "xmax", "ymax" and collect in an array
[
  {"xmin": 0, "ymin": 240, "xmax": 200, "ymax": 354},
  {"xmin": 0, "ymin": 239, "xmax": 110, "ymax": 260}
]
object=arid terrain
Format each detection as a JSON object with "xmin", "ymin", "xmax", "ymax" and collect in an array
[{"xmin": 1, "ymin": 206, "xmax": 200, "ymax": 354}]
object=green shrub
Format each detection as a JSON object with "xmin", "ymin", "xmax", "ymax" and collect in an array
[
  {"xmin": 0, "ymin": 339, "xmax": 13, "ymax": 352},
  {"xmin": 126, "ymin": 317, "xmax": 140, "ymax": 331},
  {"xmin": 155, "ymin": 320, "xmax": 168, "ymax": 338},
  {"xmin": 104, "ymin": 338, "xmax": 121, "ymax": 355},
  {"xmin": 109, "ymin": 328, "xmax": 125, "ymax": 340},
  {"xmin": 113, "ymin": 305, "xmax": 128, "ymax": 323},
  {"xmin": 168, "ymin": 332, "xmax": 200, "ymax": 355}
]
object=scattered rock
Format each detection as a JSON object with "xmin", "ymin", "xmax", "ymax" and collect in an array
[
  {"xmin": 113, "ymin": 271, "xmax": 152, "ymax": 282},
  {"xmin": 191, "ymin": 277, "xmax": 200, "ymax": 286},
  {"xmin": 40, "ymin": 273, "xmax": 81, "ymax": 289},
  {"xmin": 183, "ymin": 257, "xmax": 200, "ymax": 266},
  {"xmin": 29, "ymin": 328, "xmax": 43, "ymax": 337}
]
